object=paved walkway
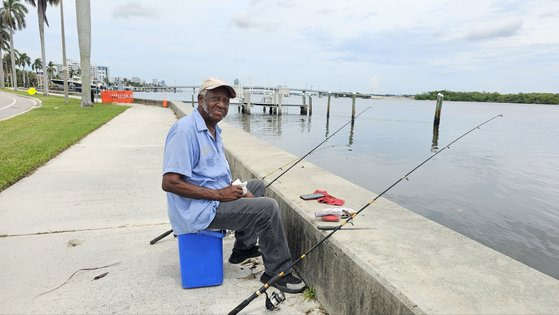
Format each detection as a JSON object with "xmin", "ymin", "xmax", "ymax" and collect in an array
[
  {"xmin": 0, "ymin": 103, "xmax": 322, "ymax": 314},
  {"xmin": 0, "ymin": 90, "xmax": 40, "ymax": 121}
]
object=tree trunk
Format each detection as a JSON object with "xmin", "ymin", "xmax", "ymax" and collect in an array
[
  {"xmin": 9, "ymin": 29, "xmax": 17, "ymax": 90},
  {"xmin": 76, "ymin": 0, "xmax": 92, "ymax": 107},
  {"xmin": 60, "ymin": 0, "xmax": 68, "ymax": 103},
  {"xmin": 38, "ymin": 2, "xmax": 49, "ymax": 95},
  {"xmin": 0, "ymin": 47, "xmax": 4, "ymax": 88}
]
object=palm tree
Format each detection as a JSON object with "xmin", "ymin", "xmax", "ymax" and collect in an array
[
  {"xmin": 0, "ymin": 22, "xmax": 8, "ymax": 88},
  {"xmin": 17, "ymin": 50, "xmax": 28, "ymax": 86},
  {"xmin": 31, "ymin": 56, "xmax": 40, "ymax": 87},
  {"xmin": 0, "ymin": 0, "xmax": 26, "ymax": 90},
  {"xmin": 31, "ymin": 56, "xmax": 40, "ymax": 72},
  {"xmin": 75, "ymin": 0, "xmax": 91, "ymax": 107},
  {"xmin": 24, "ymin": 0, "xmax": 59, "ymax": 95},
  {"xmin": 2, "ymin": 48, "xmax": 18, "ymax": 86},
  {"xmin": 46, "ymin": 60, "xmax": 54, "ymax": 79},
  {"xmin": 58, "ymin": 0, "xmax": 67, "ymax": 102},
  {"xmin": 2, "ymin": 52, "xmax": 10, "ymax": 86},
  {"xmin": 11, "ymin": 47, "xmax": 19, "ymax": 85}
]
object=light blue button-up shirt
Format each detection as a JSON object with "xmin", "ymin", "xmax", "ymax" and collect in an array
[{"xmin": 163, "ymin": 109, "xmax": 232, "ymax": 234}]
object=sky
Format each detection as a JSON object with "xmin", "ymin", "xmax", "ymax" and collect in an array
[{"xmin": 14, "ymin": 0, "xmax": 559, "ymax": 94}]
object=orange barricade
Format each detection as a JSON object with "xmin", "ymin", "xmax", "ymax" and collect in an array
[{"xmin": 100, "ymin": 90, "xmax": 134, "ymax": 103}]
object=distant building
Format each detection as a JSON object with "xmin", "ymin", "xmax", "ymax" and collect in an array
[
  {"xmin": 53, "ymin": 59, "xmax": 79, "ymax": 77},
  {"xmin": 93, "ymin": 66, "xmax": 109, "ymax": 83},
  {"xmin": 131, "ymin": 77, "xmax": 141, "ymax": 83},
  {"xmin": 160, "ymin": 80, "xmax": 166, "ymax": 86},
  {"xmin": 67, "ymin": 59, "xmax": 80, "ymax": 73},
  {"xmin": 53, "ymin": 59, "xmax": 110, "ymax": 84}
]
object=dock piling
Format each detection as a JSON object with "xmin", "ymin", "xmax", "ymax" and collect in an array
[
  {"xmin": 433, "ymin": 93, "xmax": 444, "ymax": 128},
  {"xmin": 277, "ymin": 91, "xmax": 283, "ymax": 116},
  {"xmin": 351, "ymin": 92, "xmax": 356, "ymax": 120},
  {"xmin": 327, "ymin": 92, "xmax": 331, "ymax": 118},
  {"xmin": 300, "ymin": 92, "xmax": 307, "ymax": 115},
  {"xmin": 432, "ymin": 93, "xmax": 444, "ymax": 151},
  {"xmin": 243, "ymin": 91, "xmax": 252, "ymax": 114},
  {"xmin": 191, "ymin": 88, "xmax": 195, "ymax": 108}
]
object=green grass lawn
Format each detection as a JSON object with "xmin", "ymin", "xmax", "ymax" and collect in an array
[{"xmin": 0, "ymin": 90, "xmax": 129, "ymax": 191}]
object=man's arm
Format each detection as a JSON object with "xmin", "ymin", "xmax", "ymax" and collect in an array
[{"xmin": 162, "ymin": 172, "xmax": 244, "ymax": 202}]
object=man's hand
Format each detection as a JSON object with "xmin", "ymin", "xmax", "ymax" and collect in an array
[{"xmin": 218, "ymin": 184, "xmax": 244, "ymax": 201}]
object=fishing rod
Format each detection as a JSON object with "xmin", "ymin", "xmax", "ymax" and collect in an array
[
  {"xmin": 228, "ymin": 114, "xmax": 503, "ymax": 315},
  {"xmin": 149, "ymin": 107, "xmax": 372, "ymax": 245}
]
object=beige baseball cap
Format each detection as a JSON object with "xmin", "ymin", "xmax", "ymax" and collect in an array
[{"xmin": 199, "ymin": 77, "xmax": 236, "ymax": 98}]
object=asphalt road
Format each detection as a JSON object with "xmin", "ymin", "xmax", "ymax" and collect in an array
[{"xmin": 0, "ymin": 91, "xmax": 39, "ymax": 121}]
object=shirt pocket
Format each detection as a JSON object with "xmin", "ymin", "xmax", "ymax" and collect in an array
[{"xmin": 200, "ymin": 145, "xmax": 217, "ymax": 168}]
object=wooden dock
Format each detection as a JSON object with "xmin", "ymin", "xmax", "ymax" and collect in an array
[{"xmin": 176, "ymin": 84, "xmax": 371, "ymax": 118}]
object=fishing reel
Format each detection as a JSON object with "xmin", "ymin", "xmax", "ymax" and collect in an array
[{"xmin": 265, "ymin": 290, "xmax": 286, "ymax": 311}]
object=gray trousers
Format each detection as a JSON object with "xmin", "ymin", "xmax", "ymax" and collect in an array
[{"xmin": 207, "ymin": 179, "xmax": 292, "ymax": 275}]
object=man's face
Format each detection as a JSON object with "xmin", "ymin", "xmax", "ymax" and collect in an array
[{"xmin": 199, "ymin": 87, "xmax": 231, "ymax": 123}]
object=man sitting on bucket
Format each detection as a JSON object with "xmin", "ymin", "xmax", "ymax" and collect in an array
[{"xmin": 162, "ymin": 77, "xmax": 306, "ymax": 293}]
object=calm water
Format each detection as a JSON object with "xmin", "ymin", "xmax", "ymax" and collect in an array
[{"xmin": 137, "ymin": 91, "xmax": 559, "ymax": 280}]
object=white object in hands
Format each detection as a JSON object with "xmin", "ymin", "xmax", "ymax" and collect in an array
[{"xmin": 232, "ymin": 179, "xmax": 248, "ymax": 195}]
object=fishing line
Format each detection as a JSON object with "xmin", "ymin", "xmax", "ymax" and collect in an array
[
  {"xmin": 228, "ymin": 114, "xmax": 503, "ymax": 315},
  {"xmin": 265, "ymin": 106, "xmax": 371, "ymax": 188},
  {"xmin": 260, "ymin": 144, "xmax": 350, "ymax": 180}
]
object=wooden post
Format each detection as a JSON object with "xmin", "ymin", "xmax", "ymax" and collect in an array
[
  {"xmin": 300, "ymin": 92, "xmax": 307, "ymax": 115},
  {"xmin": 245, "ymin": 91, "xmax": 251, "ymax": 114},
  {"xmin": 434, "ymin": 93, "xmax": 444, "ymax": 128},
  {"xmin": 309, "ymin": 94, "xmax": 313, "ymax": 116},
  {"xmin": 351, "ymin": 92, "xmax": 356, "ymax": 120},
  {"xmin": 191, "ymin": 88, "xmax": 195, "ymax": 108},
  {"xmin": 431, "ymin": 124, "xmax": 440, "ymax": 152},
  {"xmin": 272, "ymin": 91, "xmax": 277, "ymax": 115},
  {"xmin": 277, "ymin": 92, "xmax": 282, "ymax": 116},
  {"xmin": 327, "ymin": 92, "xmax": 331, "ymax": 118}
]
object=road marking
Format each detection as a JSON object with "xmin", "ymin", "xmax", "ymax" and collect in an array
[
  {"xmin": 0, "ymin": 93, "xmax": 41, "ymax": 121},
  {"xmin": 0, "ymin": 94, "xmax": 17, "ymax": 111}
]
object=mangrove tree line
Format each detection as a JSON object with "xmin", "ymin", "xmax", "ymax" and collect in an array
[{"xmin": 414, "ymin": 90, "xmax": 559, "ymax": 105}]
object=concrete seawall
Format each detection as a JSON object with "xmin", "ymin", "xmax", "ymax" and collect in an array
[
  {"xmin": 133, "ymin": 98, "xmax": 166, "ymax": 107},
  {"xmin": 169, "ymin": 101, "xmax": 559, "ymax": 314}
]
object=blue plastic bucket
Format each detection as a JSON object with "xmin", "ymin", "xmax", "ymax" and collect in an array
[{"xmin": 178, "ymin": 230, "xmax": 226, "ymax": 289}]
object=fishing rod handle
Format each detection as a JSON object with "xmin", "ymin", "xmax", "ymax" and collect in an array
[
  {"xmin": 228, "ymin": 292, "xmax": 259, "ymax": 315},
  {"xmin": 149, "ymin": 229, "xmax": 173, "ymax": 245},
  {"xmin": 228, "ymin": 273, "xmax": 283, "ymax": 314}
]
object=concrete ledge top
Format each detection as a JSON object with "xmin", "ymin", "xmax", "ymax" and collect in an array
[{"xmin": 171, "ymin": 101, "xmax": 559, "ymax": 314}]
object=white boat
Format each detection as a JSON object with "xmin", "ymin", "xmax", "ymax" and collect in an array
[{"xmin": 50, "ymin": 77, "xmax": 105, "ymax": 92}]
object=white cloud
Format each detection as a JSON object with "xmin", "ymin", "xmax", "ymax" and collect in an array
[
  {"xmin": 231, "ymin": 12, "xmax": 259, "ymax": 29},
  {"xmin": 368, "ymin": 76, "xmax": 382, "ymax": 93},
  {"xmin": 112, "ymin": 2, "xmax": 157, "ymax": 19},
  {"xmin": 465, "ymin": 19, "xmax": 523, "ymax": 41}
]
